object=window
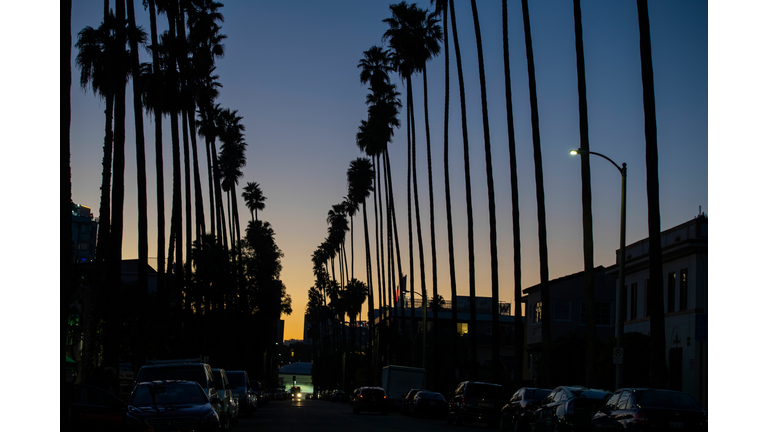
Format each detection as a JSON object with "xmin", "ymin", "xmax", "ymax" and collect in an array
[
  {"xmin": 595, "ymin": 302, "xmax": 612, "ymax": 326},
  {"xmin": 668, "ymin": 272, "xmax": 677, "ymax": 313},
  {"xmin": 680, "ymin": 269, "xmax": 688, "ymax": 310},
  {"xmin": 533, "ymin": 302, "xmax": 542, "ymax": 324},
  {"xmin": 630, "ymin": 283, "xmax": 638, "ymax": 320},
  {"xmin": 580, "ymin": 302, "xmax": 612, "ymax": 326},
  {"xmin": 553, "ymin": 299, "xmax": 570, "ymax": 321},
  {"xmin": 644, "ymin": 279, "xmax": 649, "ymax": 317},
  {"xmin": 604, "ymin": 392, "xmax": 621, "ymax": 411}
]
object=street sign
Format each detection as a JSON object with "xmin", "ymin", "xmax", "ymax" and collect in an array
[{"xmin": 613, "ymin": 348, "xmax": 623, "ymax": 365}]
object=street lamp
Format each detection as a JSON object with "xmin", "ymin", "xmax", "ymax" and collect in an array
[{"xmin": 570, "ymin": 148, "xmax": 627, "ymax": 389}]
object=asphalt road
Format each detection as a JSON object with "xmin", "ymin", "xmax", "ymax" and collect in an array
[{"xmin": 236, "ymin": 399, "xmax": 494, "ymax": 432}]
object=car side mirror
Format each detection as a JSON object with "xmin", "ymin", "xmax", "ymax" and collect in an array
[{"xmin": 211, "ymin": 397, "xmax": 222, "ymax": 405}]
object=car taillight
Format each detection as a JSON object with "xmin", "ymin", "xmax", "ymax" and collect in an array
[
  {"xmin": 634, "ymin": 411, "xmax": 650, "ymax": 424},
  {"xmin": 358, "ymin": 394, "xmax": 363, "ymax": 398},
  {"xmin": 460, "ymin": 396, "xmax": 466, "ymax": 405},
  {"xmin": 524, "ymin": 402, "xmax": 535, "ymax": 411}
]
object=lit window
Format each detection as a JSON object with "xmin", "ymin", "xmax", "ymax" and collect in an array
[{"xmin": 533, "ymin": 302, "xmax": 542, "ymax": 323}]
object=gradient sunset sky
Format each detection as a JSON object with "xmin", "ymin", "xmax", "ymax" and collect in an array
[{"xmin": 68, "ymin": 0, "xmax": 708, "ymax": 341}]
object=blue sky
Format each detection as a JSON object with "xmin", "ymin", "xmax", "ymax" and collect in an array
[{"xmin": 63, "ymin": 0, "xmax": 711, "ymax": 341}]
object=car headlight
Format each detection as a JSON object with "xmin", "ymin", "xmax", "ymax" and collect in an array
[{"xmin": 200, "ymin": 410, "xmax": 219, "ymax": 425}]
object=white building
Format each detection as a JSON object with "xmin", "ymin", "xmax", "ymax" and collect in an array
[{"xmin": 607, "ymin": 214, "xmax": 707, "ymax": 409}]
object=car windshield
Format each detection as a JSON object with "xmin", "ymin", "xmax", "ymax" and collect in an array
[
  {"xmin": 137, "ymin": 365, "xmax": 207, "ymax": 388},
  {"xmin": 636, "ymin": 390, "xmax": 700, "ymax": 410},
  {"xmin": 228, "ymin": 372, "xmax": 246, "ymax": 387},
  {"xmin": 361, "ymin": 389, "xmax": 385, "ymax": 397},
  {"xmin": 466, "ymin": 384, "xmax": 504, "ymax": 399},
  {"xmin": 131, "ymin": 383, "xmax": 207, "ymax": 406},
  {"xmin": 525, "ymin": 389, "xmax": 552, "ymax": 400},
  {"xmin": 418, "ymin": 392, "xmax": 445, "ymax": 400}
]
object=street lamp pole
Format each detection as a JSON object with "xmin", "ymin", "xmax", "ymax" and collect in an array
[{"xmin": 570, "ymin": 149, "xmax": 627, "ymax": 389}]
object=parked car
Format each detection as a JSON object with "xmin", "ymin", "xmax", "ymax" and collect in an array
[
  {"xmin": 591, "ymin": 388, "xmax": 707, "ymax": 431},
  {"xmin": 500, "ymin": 387, "xmax": 552, "ymax": 431},
  {"xmin": 250, "ymin": 380, "xmax": 268, "ymax": 406},
  {"xmin": 70, "ymin": 384, "xmax": 128, "ymax": 431},
  {"xmin": 531, "ymin": 385, "xmax": 612, "ymax": 432},
  {"xmin": 352, "ymin": 386, "xmax": 389, "ymax": 415},
  {"xmin": 228, "ymin": 370, "xmax": 257, "ymax": 417},
  {"xmin": 410, "ymin": 391, "xmax": 447, "ymax": 418},
  {"xmin": 135, "ymin": 360, "xmax": 225, "ymax": 423},
  {"xmin": 332, "ymin": 389, "xmax": 347, "ymax": 402},
  {"xmin": 400, "ymin": 389, "xmax": 423, "ymax": 415},
  {"xmin": 124, "ymin": 380, "xmax": 221, "ymax": 432},
  {"xmin": 212, "ymin": 368, "xmax": 238, "ymax": 429},
  {"xmin": 447, "ymin": 381, "xmax": 506, "ymax": 427}
]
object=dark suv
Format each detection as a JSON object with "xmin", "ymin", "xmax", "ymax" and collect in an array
[
  {"xmin": 447, "ymin": 381, "xmax": 505, "ymax": 427},
  {"xmin": 352, "ymin": 387, "xmax": 389, "ymax": 415}
]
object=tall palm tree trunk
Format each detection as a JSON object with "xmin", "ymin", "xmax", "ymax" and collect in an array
[
  {"xmin": 148, "ymin": 0, "xmax": 166, "ymax": 295},
  {"xmin": 62, "ymin": 0, "xmax": 72, "ymax": 409},
  {"xmin": 470, "ymin": 0, "xmax": 501, "ymax": 378},
  {"xmin": 441, "ymin": 2, "xmax": 459, "ymax": 373},
  {"xmin": 409, "ymin": 75, "xmax": 428, "ymax": 367},
  {"xmin": 449, "ymin": 0, "xmax": 477, "ymax": 380},
  {"xmin": 422, "ymin": 65, "xmax": 440, "ymax": 385},
  {"xmin": 127, "ymin": 0, "xmax": 149, "ymax": 382},
  {"xmin": 572, "ymin": 0, "xmax": 598, "ymax": 387},
  {"xmin": 406, "ymin": 86, "xmax": 415, "ymax": 334},
  {"xmin": 384, "ymin": 149, "xmax": 404, "ymax": 337},
  {"xmin": 205, "ymin": 132, "xmax": 216, "ymax": 236},
  {"xmin": 522, "ymin": 0, "xmax": 552, "ymax": 388},
  {"xmin": 636, "ymin": 0, "xmax": 667, "ymax": 389},
  {"xmin": 165, "ymin": 0, "xmax": 184, "ymax": 304},
  {"xmin": 107, "ymin": 0, "xmax": 128, "ymax": 374},
  {"xmin": 502, "ymin": 0, "xmax": 524, "ymax": 387},
  {"xmin": 374, "ymin": 158, "xmax": 383, "ymax": 318}
]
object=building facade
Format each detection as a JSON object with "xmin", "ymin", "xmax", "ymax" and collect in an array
[
  {"xmin": 607, "ymin": 215, "xmax": 707, "ymax": 409},
  {"xmin": 71, "ymin": 202, "xmax": 98, "ymax": 263},
  {"xmin": 522, "ymin": 267, "xmax": 617, "ymax": 386}
]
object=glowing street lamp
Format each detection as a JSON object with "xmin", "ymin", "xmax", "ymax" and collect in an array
[{"xmin": 570, "ymin": 148, "xmax": 627, "ymax": 389}]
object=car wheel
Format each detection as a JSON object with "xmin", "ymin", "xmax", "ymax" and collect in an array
[{"xmin": 220, "ymin": 413, "xmax": 231, "ymax": 431}]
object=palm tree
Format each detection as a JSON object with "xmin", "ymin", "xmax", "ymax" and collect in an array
[
  {"xmin": 145, "ymin": 0, "xmax": 167, "ymax": 296},
  {"xmin": 358, "ymin": 47, "xmax": 404, "ymax": 341},
  {"xmin": 572, "ymin": 0, "xmax": 598, "ymax": 387},
  {"xmin": 448, "ymin": 0, "xmax": 477, "ymax": 379},
  {"xmin": 345, "ymin": 278, "xmax": 369, "ymax": 353},
  {"xmin": 431, "ymin": 0, "xmax": 459, "ymax": 374},
  {"xmin": 344, "ymin": 196, "xmax": 357, "ymax": 281},
  {"xmin": 501, "ymin": 0, "xmax": 524, "ymax": 387},
  {"xmin": 160, "ymin": 0, "xmax": 185, "ymax": 301},
  {"xmin": 347, "ymin": 157, "xmax": 375, "ymax": 367},
  {"xmin": 75, "ymin": 9, "xmax": 122, "ymax": 265},
  {"xmin": 636, "ymin": 0, "xmax": 667, "ymax": 389},
  {"xmin": 61, "ymin": 1, "xmax": 72, "ymax": 420},
  {"xmin": 521, "ymin": 0, "xmax": 552, "ymax": 387},
  {"xmin": 383, "ymin": 2, "xmax": 441, "ymax": 346},
  {"xmin": 218, "ymin": 108, "xmax": 247, "ymax": 249},
  {"xmin": 127, "ymin": 0, "xmax": 149, "ymax": 305},
  {"xmin": 242, "ymin": 182, "xmax": 266, "ymax": 222},
  {"xmin": 126, "ymin": 0, "xmax": 150, "ymax": 371},
  {"xmin": 469, "ymin": 0, "xmax": 501, "ymax": 380}
]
